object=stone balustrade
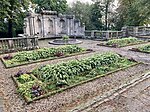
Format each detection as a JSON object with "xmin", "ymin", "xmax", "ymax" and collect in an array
[
  {"xmin": 84, "ymin": 26, "xmax": 150, "ymax": 39},
  {"xmin": 122, "ymin": 26, "xmax": 150, "ymax": 37},
  {"xmin": 84, "ymin": 30, "xmax": 123, "ymax": 39},
  {"xmin": 0, "ymin": 36, "xmax": 38, "ymax": 54}
]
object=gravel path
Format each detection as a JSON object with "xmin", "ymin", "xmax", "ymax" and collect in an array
[
  {"xmin": 39, "ymin": 39, "xmax": 150, "ymax": 63},
  {"xmin": 88, "ymin": 75, "xmax": 150, "ymax": 112},
  {"xmin": 0, "ymin": 39, "xmax": 150, "ymax": 112}
]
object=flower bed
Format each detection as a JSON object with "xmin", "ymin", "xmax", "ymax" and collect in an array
[
  {"xmin": 98, "ymin": 37, "xmax": 146, "ymax": 48},
  {"xmin": 12, "ymin": 52, "xmax": 139, "ymax": 103},
  {"xmin": 1, "ymin": 45, "xmax": 93, "ymax": 68},
  {"xmin": 130, "ymin": 44, "xmax": 150, "ymax": 54}
]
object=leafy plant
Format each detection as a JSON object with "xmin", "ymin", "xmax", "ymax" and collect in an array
[
  {"xmin": 4, "ymin": 45, "xmax": 85, "ymax": 64},
  {"xmin": 3, "ymin": 54, "xmax": 13, "ymax": 60},
  {"xmin": 106, "ymin": 37, "xmax": 144, "ymax": 47},
  {"xmin": 17, "ymin": 74, "xmax": 33, "ymax": 84},
  {"xmin": 15, "ymin": 70, "xmax": 24, "ymax": 77},
  {"xmin": 15, "ymin": 52, "xmax": 136, "ymax": 101},
  {"xmin": 18, "ymin": 81, "xmax": 46, "ymax": 99},
  {"xmin": 32, "ymin": 53, "xmax": 123, "ymax": 85},
  {"xmin": 62, "ymin": 35, "xmax": 69, "ymax": 41},
  {"xmin": 54, "ymin": 52, "xmax": 64, "ymax": 57},
  {"xmin": 138, "ymin": 44, "xmax": 150, "ymax": 53}
]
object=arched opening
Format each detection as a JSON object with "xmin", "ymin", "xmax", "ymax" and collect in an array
[
  {"xmin": 74, "ymin": 20, "xmax": 79, "ymax": 35},
  {"xmin": 48, "ymin": 19, "xmax": 53, "ymax": 35},
  {"xmin": 60, "ymin": 19, "xmax": 66, "ymax": 34},
  {"xmin": 37, "ymin": 18, "xmax": 42, "ymax": 35}
]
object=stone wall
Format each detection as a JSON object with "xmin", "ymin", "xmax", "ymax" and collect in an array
[{"xmin": 24, "ymin": 11, "xmax": 85, "ymax": 38}]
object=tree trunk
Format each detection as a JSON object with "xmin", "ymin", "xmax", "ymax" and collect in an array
[
  {"xmin": 8, "ymin": 19, "xmax": 13, "ymax": 38},
  {"xmin": 105, "ymin": 2, "xmax": 108, "ymax": 30}
]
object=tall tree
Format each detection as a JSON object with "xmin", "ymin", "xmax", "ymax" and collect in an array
[
  {"xmin": 0, "ymin": 0, "xmax": 30, "ymax": 38},
  {"xmin": 92, "ymin": 0, "xmax": 115, "ymax": 30},
  {"xmin": 66, "ymin": 1, "xmax": 103, "ymax": 30},
  {"xmin": 32, "ymin": 0, "xmax": 68, "ymax": 13},
  {"xmin": 115, "ymin": 0, "xmax": 150, "ymax": 29},
  {"xmin": 66, "ymin": 1, "xmax": 94, "ymax": 30},
  {"xmin": 90, "ymin": 1, "xmax": 103, "ymax": 30}
]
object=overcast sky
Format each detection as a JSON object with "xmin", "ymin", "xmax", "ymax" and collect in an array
[{"xmin": 67, "ymin": 0, "xmax": 118, "ymax": 8}]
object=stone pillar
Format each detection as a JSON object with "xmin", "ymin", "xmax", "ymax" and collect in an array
[
  {"xmin": 134, "ymin": 27, "xmax": 138, "ymax": 36},
  {"xmin": 23, "ymin": 19, "xmax": 27, "ymax": 35},
  {"xmin": 121, "ymin": 27, "xmax": 128, "ymax": 37},
  {"xmin": 54, "ymin": 18, "xmax": 58, "ymax": 36},
  {"xmin": 82, "ymin": 24, "xmax": 85, "ymax": 36},
  {"xmin": 28, "ymin": 17, "xmax": 33, "ymax": 36},
  {"xmin": 66, "ymin": 19, "xmax": 69, "ymax": 35},
  {"xmin": 44, "ymin": 17, "xmax": 49, "ymax": 36},
  {"xmin": 91, "ymin": 30, "xmax": 95, "ymax": 38},
  {"xmin": 116, "ymin": 31, "xmax": 119, "ymax": 38},
  {"xmin": 71, "ymin": 19, "xmax": 74, "ymax": 35},
  {"xmin": 41, "ymin": 15, "xmax": 45, "ymax": 37},
  {"xmin": 142, "ymin": 27, "xmax": 146, "ymax": 35},
  {"xmin": 32, "ymin": 17, "xmax": 35, "ymax": 35},
  {"xmin": 106, "ymin": 31, "xmax": 110, "ymax": 39}
]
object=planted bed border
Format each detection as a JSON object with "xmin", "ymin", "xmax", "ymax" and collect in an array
[
  {"xmin": 12, "ymin": 60, "xmax": 141, "ymax": 104},
  {"xmin": 97, "ymin": 41, "xmax": 149, "ymax": 48},
  {"xmin": 129, "ymin": 48, "xmax": 150, "ymax": 54},
  {"xmin": 1, "ymin": 50, "xmax": 94, "ymax": 69}
]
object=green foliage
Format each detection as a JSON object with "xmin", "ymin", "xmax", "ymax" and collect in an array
[
  {"xmin": 15, "ymin": 52, "xmax": 135, "ymax": 100},
  {"xmin": 93, "ymin": 0, "xmax": 115, "ymax": 30},
  {"xmin": 66, "ymin": 1, "xmax": 95, "ymax": 30},
  {"xmin": 106, "ymin": 37, "xmax": 143, "ymax": 47},
  {"xmin": 66, "ymin": 1, "xmax": 103, "ymax": 30},
  {"xmin": 5, "ymin": 45, "xmax": 85, "ymax": 64},
  {"xmin": 90, "ymin": 2, "xmax": 103, "ymax": 30},
  {"xmin": 138, "ymin": 44, "xmax": 150, "ymax": 53},
  {"xmin": 18, "ymin": 80, "xmax": 45, "ymax": 99},
  {"xmin": 0, "ymin": 0, "xmax": 30, "ymax": 37},
  {"xmin": 62, "ymin": 35, "xmax": 69, "ymax": 41},
  {"xmin": 32, "ymin": 52, "xmax": 123, "ymax": 84},
  {"xmin": 115, "ymin": 0, "xmax": 150, "ymax": 29},
  {"xmin": 17, "ymin": 74, "xmax": 33, "ymax": 84},
  {"xmin": 32, "ymin": 0, "xmax": 68, "ymax": 13}
]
